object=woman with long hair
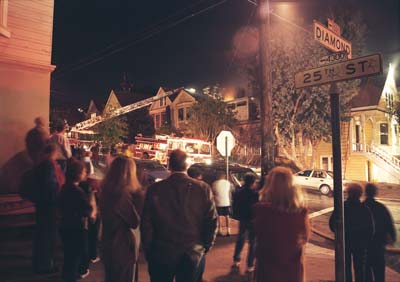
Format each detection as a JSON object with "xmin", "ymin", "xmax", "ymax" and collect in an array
[
  {"xmin": 99, "ymin": 156, "xmax": 144, "ymax": 282},
  {"xmin": 253, "ymin": 166, "xmax": 310, "ymax": 282}
]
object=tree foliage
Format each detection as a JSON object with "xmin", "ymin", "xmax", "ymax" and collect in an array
[
  {"xmin": 126, "ymin": 108, "xmax": 155, "ymax": 141},
  {"xmin": 94, "ymin": 115, "xmax": 129, "ymax": 147},
  {"xmin": 187, "ymin": 96, "xmax": 237, "ymax": 142},
  {"xmin": 241, "ymin": 9, "xmax": 366, "ymax": 168}
]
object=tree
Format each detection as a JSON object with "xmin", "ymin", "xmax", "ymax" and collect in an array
[
  {"xmin": 187, "ymin": 96, "xmax": 237, "ymax": 143},
  {"xmin": 126, "ymin": 108, "xmax": 155, "ymax": 141},
  {"xmin": 94, "ymin": 115, "xmax": 129, "ymax": 147},
  {"xmin": 241, "ymin": 9, "xmax": 366, "ymax": 168}
]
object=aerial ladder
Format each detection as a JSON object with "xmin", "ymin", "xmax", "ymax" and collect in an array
[{"xmin": 70, "ymin": 87, "xmax": 183, "ymax": 132}]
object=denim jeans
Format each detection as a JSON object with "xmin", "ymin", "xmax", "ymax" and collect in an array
[
  {"xmin": 233, "ymin": 220, "xmax": 256, "ymax": 267},
  {"xmin": 148, "ymin": 252, "xmax": 205, "ymax": 282}
]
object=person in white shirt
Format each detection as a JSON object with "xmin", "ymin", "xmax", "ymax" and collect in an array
[
  {"xmin": 212, "ymin": 172, "xmax": 233, "ymax": 236},
  {"xmin": 49, "ymin": 121, "xmax": 72, "ymax": 173}
]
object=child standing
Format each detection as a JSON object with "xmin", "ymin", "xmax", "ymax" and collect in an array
[{"xmin": 58, "ymin": 159, "xmax": 92, "ymax": 282}]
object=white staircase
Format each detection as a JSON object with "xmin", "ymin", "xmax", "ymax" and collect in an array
[{"xmin": 366, "ymin": 144, "xmax": 400, "ymax": 178}]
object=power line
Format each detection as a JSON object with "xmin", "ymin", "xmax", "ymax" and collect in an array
[
  {"xmin": 53, "ymin": 0, "xmax": 210, "ymax": 76},
  {"xmin": 246, "ymin": 0, "xmax": 312, "ymax": 34},
  {"xmin": 270, "ymin": 12, "xmax": 311, "ymax": 34},
  {"xmin": 53, "ymin": 0, "xmax": 229, "ymax": 79}
]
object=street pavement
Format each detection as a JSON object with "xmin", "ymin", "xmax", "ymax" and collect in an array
[{"xmin": 1, "ymin": 219, "xmax": 400, "ymax": 282}]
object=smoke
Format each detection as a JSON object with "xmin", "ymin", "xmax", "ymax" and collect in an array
[{"xmin": 231, "ymin": 26, "xmax": 259, "ymax": 61}]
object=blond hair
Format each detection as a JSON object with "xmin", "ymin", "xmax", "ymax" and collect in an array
[
  {"xmin": 259, "ymin": 166, "xmax": 306, "ymax": 213},
  {"xmin": 101, "ymin": 156, "xmax": 141, "ymax": 198}
]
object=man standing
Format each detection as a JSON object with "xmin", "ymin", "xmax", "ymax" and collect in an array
[
  {"xmin": 141, "ymin": 149, "xmax": 217, "ymax": 282},
  {"xmin": 364, "ymin": 183, "xmax": 396, "ymax": 282},
  {"xmin": 49, "ymin": 120, "xmax": 71, "ymax": 173},
  {"xmin": 212, "ymin": 172, "xmax": 233, "ymax": 236},
  {"xmin": 232, "ymin": 173, "xmax": 258, "ymax": 272},
  {"xmin": 329, "ymin": 183, "xmax": 374, "ymax": 282},
  {"xmin": 25, "ymin": 117, "xmax": 49, "ymax": 164}
]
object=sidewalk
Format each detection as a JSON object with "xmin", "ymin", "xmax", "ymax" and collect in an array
[{"xmin": 1, "ymin": 221, "xmax": 399, "ymax": 282}]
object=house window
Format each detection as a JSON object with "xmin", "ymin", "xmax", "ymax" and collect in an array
[
  {"xmin": 321, "ymin": 156, "xmax": 333, "ymax": 171},
  {"xmin": 160, "ymin": 97, "xmax": 166, "ymax": 107},
  {"xmin": 0, "ymin": 0, "xmax": 10, "ymax": 38},
  {"xmin": 380, "ymin": 123, "xmax": 389, "ymax": 145},
  {"xmin": 178, "ymin": 108, "xmax": 184, "ymax": 121},
  {"xmin": 161, "ymin": 112, "xmax": 167, "ymax": 125},
  {"xmin": 155, "ymin": 114, "xmax": 161, "ymax": 128}
]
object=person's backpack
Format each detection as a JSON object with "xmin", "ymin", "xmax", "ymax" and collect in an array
[{"xmin": 19, "ymin": 168, "xmax": 37, "ymax": 203}]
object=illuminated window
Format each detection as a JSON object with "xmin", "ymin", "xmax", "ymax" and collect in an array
[
  {"xmin": 0, "ymin": 0, "xmax": 10, "ymax": 38},
  {"xmin": 380, "ymin": 123, "xmax": 389, "ymax": 145}
]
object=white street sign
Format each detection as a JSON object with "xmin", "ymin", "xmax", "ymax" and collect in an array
[
  {"xmin": 295, "ymin": 53, "xmax": 382, "ymax": 89},
  {"xmin": 318, "ymin": 51, "xmax": 349, "ymax": 66},
  {"xmin": 314, "ymin": 20, "xmax": 352, "ymax": 58},
  {"xmin": 216, "ymin": 130, "xmax": 235, "ymax": 157}
]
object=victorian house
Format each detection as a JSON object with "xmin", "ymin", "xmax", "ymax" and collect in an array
[{"xmin": 314, "ymin": 64, "xmax": 399, "ymax": 183}]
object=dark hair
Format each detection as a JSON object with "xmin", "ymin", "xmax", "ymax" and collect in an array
[
  {"xmin": 187, "ymin": 166, "xmax": 202, "ymax": 179},
  {"xmin": 244, "ymin": 173, "xmax": 256, "ymax": 186},
  {"xmin": 217, "ymin": 171, "xmax": 226, "ymax": 180},
  {"xmin": 168, "ymin": 149, "xmax": 187, "ymax": 172},
  {"xmin": 66, "ymin": 158, "xmax": 85, "ymax": 183},
  {"xmin": 56, "ymin": 124, "xmax": 66, "ymax": 132},
  {"xmin": 365, "ymin": 183, "xmax": 378, "ymax": 198},
  {"xmin": 346, "ymin": 183, "xmax": 363, "ymax": 200},
  {"xmin": 43, "ymin": 143, "xmax": 57, "ymax": 156}
]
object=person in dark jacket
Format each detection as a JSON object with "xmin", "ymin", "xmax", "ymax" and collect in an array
[
  {"xmin": 31, "ymin": 144, "xmax": 64, "ymax": 274},
  {"xmin": 232, "ymin": 173, "xmax": 259, "ymax": 272},
  {"xmin": 330, "ymin": 183, "xmax": 374, "ymax": 282},
  {"xmin": 59, "ymin": 159, "xmax": 92, "ymax": 282},
  {"xmin": 141, "ymin": 149, "xmax": 218, "ymax": 282},
  {"xmin": 364, "ymin": 183, "xmax": 396, "ymax": 282},
  {"xmin": 25, "ymin": 117, "xmax": 49, "ymax": 164}
]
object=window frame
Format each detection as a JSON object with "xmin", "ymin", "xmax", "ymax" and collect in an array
[
  {"xmin": 379, "ymin": 122, "xmax": 389, "ymax": 145},
  {"xmin": 0, "ymin": 0, "xmax": 10, "ymax": 38},
  {"xmin": 178, "ymin": 108, "xmax": 185, "ymax": 121}
]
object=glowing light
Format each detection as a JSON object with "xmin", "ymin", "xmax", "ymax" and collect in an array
[
  {"xmin": 205, "ymin": 159, "xmax": 212, "ymax": 165},
  {"xmin": 186, "ymin": 88, "xmax": 196, "ymax": 94}
]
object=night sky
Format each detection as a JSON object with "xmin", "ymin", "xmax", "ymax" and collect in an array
[{"xmin": 50, "ymin": 0, "xmax": 400, "ymax": 108}]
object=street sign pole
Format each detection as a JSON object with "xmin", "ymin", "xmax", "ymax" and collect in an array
[
  {"xmin": 330, "ymin": 83, "xmax": 346, "ymax": 282},
  {"xmin": 225, "ymin": 136, "xmax": 229, "ymax": 181}
]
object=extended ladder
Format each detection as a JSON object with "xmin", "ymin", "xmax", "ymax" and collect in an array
[{"xmin": 71, "ymin": 87, "xmax": 183, "ymax": 132}]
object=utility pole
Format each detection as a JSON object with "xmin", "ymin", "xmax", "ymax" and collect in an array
[{"xmin": 257, "ymin": 0, "xmax": 275, "ymax": 177}]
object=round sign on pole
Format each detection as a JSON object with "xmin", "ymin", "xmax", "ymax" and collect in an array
[{"xmin": 216, "ymin": 130, "xmax": 235, "ymax": 157}]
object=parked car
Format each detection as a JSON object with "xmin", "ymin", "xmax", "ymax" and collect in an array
[
  {"xmin": 188, "ymin": 162, "xmax": 258, "ymax": 189},
  {"xmin": 293, "ymin": 169, "xmax": 335, "ymax": 195},
  {"xmin": 134, "ymin": 159, "xmax": 170, "ymax": 187}
]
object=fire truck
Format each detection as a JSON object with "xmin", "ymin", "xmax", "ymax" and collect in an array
[{"xmin": 135, "ymin": 135, "xmax": 212, "ymax": 166}]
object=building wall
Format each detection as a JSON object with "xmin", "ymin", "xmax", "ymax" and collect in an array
[{"xmin": 0, "ymin": 0, "xmax": 55, "ymax": 193}]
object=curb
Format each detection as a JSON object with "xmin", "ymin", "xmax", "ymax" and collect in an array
[{"xmin": 311, "ymin": 225, "xmax": 400, "ymax": 254}]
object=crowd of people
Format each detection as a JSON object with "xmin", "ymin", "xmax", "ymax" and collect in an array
[{"xmin": 20, "ymin": 117, "xmax": 397, "ymax": 282}]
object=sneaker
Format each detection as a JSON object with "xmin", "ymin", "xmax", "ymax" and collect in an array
[
  {"xmin": 91, "ymin": 257, "xmax": 100, "ymax": 263},
  {"xmin": 246, "ymin": 266, "xmax": 255, "ymax": 273},
  {"xmin": 80, "ymin": 269, "xmax": 90, "ymax": 279}
]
